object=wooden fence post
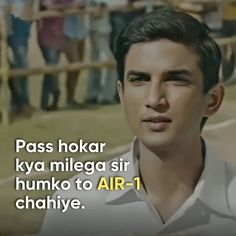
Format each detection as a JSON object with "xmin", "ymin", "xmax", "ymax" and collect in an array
[{"xmin": 0, "ymin": 14, "xmax": 10, "ymax": 126}]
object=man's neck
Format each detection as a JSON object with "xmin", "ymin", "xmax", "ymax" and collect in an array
[{"xmin": 138, "ymin": 137, "xmax": 204, "ymax": 222}]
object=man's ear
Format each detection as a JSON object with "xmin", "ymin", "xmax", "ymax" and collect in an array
[
  {"xmin": 203, "ymin": 83, "xmax": 224, "ymax": 118},
  {"xmin": 117, "ymin": 80, "xmax": 124, "ymax": 105}
]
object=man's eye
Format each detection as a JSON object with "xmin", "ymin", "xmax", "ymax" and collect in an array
[
  {"xmin": 166, "ymin": 76, "xmax": 190, "ymax": 84},
  {"xmin": 129, "ymin": 76, "xmax": 149, "ymax": 82}
]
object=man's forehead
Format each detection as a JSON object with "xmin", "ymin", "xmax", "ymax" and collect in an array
[{"xmin": 124, "ymin": 39, "xmax": 200, "ymax": 74}]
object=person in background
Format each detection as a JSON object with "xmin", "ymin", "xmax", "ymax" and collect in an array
[
  {"xmin": 39, "ymin": 0, "xmax": 89, "ymax": 109},
  {"xmin": 203, "ymin": 2, "xmax": 222, "ymax": 38},
  {"xmin": 63, "ymin": 0, "xmax": 88, "ymax": 109},
  {"xmin": 96, "ymin": 0, "xmax": 144, "ymax": 103},
  {"xmin": 222, "ymin": 2, "xmax": 236, "ymax": 37},
  {"xmin": 85, "ymin": 1, "xmax": 117, "ymax": 105},
  {"xmin": 8, "ymin": 0, "xmax": 34, "ymax": 118},
  {"xmin": 221, "ymin": 2, "xmax": 236, "ymax": 84},
  {"xmin": 37, "ymin": 0, "xmax": 67, "ymax": 111},
  {"xmin": 108, "ymin": 0, "xmax": 144, "ymax": 52}
]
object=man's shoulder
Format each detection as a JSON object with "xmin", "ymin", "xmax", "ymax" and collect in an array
[{"xmin": 224, "ymin": 161, "xmax": 236, "ymax": 217}]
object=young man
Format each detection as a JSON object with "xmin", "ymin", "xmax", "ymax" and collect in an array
[{"xmin": 41, "ymin": 8, "xmax": 236, "ymax": 236}]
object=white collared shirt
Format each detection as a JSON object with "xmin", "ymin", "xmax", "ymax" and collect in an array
[{"xmin": 41, "ymin": 139, "xmax": 236, "ymax": 236}]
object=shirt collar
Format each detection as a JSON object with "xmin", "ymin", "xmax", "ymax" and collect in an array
[{"xmin": 105, "ymin": 138, "xmax": 232, "ymax": 217}]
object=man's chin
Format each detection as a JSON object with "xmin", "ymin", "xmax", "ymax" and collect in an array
[{"xmin": 139, "ymin": 134, "xmax": 176, "ymax": 153}]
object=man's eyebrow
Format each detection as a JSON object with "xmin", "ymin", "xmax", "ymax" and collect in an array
[
  {"xmin": 165, "ymin": 69, "xmax": 193, "ymax": 77},
  {"xmin": 126, "ymin": 70, "xmax": 150, "ymax": 79}
]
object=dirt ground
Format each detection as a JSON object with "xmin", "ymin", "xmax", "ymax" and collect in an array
[{"xmin": 0, "ymin": 25, "xmax": 235, "ymax": 235}]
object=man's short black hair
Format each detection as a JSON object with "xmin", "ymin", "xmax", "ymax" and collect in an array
[{"xmin": 112, "ymin": 7, "xmax": 222, "ymax": 94}]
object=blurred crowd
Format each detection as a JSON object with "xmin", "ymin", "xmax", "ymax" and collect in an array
[{"xmin": 0, "ymin": 0, "xmax": 235, "ymax": 119}]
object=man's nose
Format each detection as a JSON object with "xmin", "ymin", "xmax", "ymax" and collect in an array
[{"xmin": 145, "ymin": 80, "xmax": 168, "ymax": 110}]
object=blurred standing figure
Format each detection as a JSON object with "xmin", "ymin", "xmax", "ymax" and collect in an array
[
  {"xmin": 222, "ymin": 2, "xmax": 236, "ymax": 37},
  {"xmin": 92, "ymin": 0, "xmax": 143, "ymax": 103},
  {"xmin": 63, "ymin": 0, "xmax": 88, "ymax": 109},
  {"xmin": 108, "ymin": 0, "xmax": 144, "ymax": 51},
  {"xmin": 221, "ymin": 2, "xmax": 236, "ymax": 83},
  {"xmin": 86, "ymin": 2, "xmax": 117, "ymax": 104},
  {"xmin": 8, "ymin": 0, "xmax": 34, "ymax": 117},
  {"xmin": 203, "ymin": 3, "xmax": 222, "ymax": 37},
  {"xmin": 38, "ymin": 0, "xmax": 67, "ymax": 111}
]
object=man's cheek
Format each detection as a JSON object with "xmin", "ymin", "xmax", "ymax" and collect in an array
[{"xmin": 125, "ymin": 106, "xmax": 140, "ymax": 127}]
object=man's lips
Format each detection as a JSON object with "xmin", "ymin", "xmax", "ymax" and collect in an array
[
  {"xmin": 142, "ymin": 115, "xmax": 172, "ymax": 123},
  {"xmin": 142, "ymin": 115, "xmax": 172, "ymax": 131}
]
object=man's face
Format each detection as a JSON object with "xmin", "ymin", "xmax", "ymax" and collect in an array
[{"xmin": 118, "ymin": 39, "xmax": 210, "ymax": 152}]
